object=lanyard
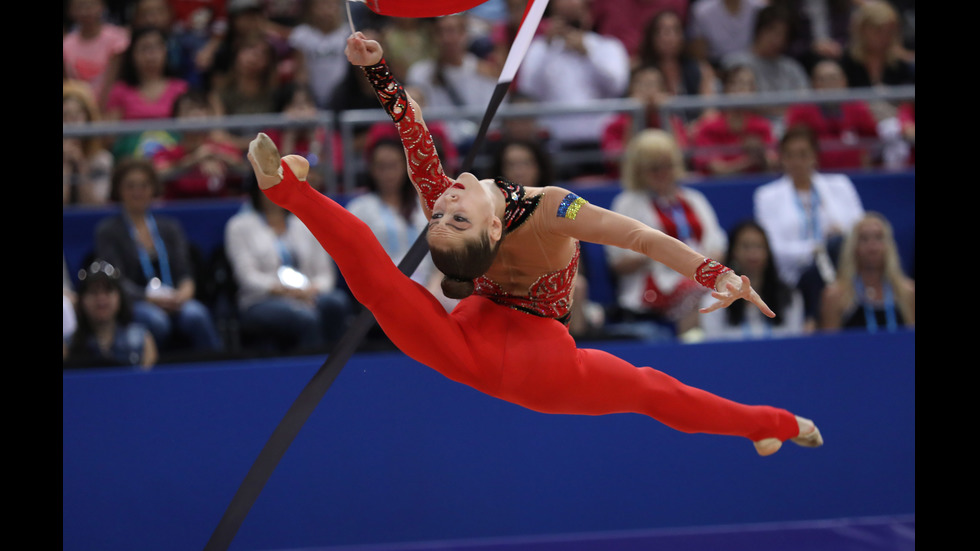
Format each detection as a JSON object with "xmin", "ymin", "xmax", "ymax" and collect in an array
[
  {"xmin": 793, "ymin": 185, "xmax": 821, "ymax": 241},
  {"xmin": 654, "ymin": 196, "xmax": 692, "ymax": 242},
  {"xmin": 126, "ymin": 213, "xmax": 172, "ymax": 287},
  {"xmin": 854, "ymin": 277, "xmax": 898, "ymax": 332},
  {"xmin": 275, "ymin": 235, "xmax": 295, "ymax": 268},
  {"xmin": 378, "ymin": 201, "xmax": 409, "ymax": 255}
]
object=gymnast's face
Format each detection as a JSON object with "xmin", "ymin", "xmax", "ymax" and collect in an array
[{"xmin": 427, "ymin": 173, "xmax": 502, "ymax": 251}]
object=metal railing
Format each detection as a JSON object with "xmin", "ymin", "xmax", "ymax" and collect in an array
[{"xmin": 63, "ymin": 85, "xmax": 914, "ymax": 196}]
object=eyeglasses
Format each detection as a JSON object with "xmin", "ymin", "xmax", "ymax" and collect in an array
[{"xmin": 78, "ymin": 260, "xmax": 121, "ymax": 282}]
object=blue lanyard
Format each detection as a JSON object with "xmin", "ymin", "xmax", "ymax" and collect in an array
[
  {"xmin": 126, "ymin": 213, "xmax": 172, "ymax": 287},
  {"xmin": 669, "ymin": 203, "xmax": 692, "ymax": 242},
  {"xmin": 275, "ymin": 236, "xmax": 295, "ymax": 268},
  {"xmin": 378, "ymin": 201, "xmax": 408, "ymax": 254},
  {"xmin": 793, "ymin": 185, "xmax": 821, "ymax": 240},
  {"xmin": 654, "ymin": 196, "xmax": 692, "ymax": 242},
  {"xmin": 854, "ymin": 277, "xmax": 898, "ymax": 333}
]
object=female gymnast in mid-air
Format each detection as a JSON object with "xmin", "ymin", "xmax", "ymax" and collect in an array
[{"xmin": 246, "ymin": 32, "xmax": 822, "ymax": 456}]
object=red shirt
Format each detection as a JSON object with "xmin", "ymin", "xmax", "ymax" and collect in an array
[
  {"xmin": 691, "ymin": 111, "xmax": 773, "ymax": 175},
  {"xmin": 785, "ymin": 102, "xmax": 879, "ymax": 170}
]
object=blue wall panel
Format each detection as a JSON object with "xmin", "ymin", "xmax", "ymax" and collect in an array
[
  {"xmin": 63, "ymin": 330, "xmax": 915, "ymax": 551},
  {"xmin": 62, "ymin": 171, "xmax": 915, "ymax": 291}
]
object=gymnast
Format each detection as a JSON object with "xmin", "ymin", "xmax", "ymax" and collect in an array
[{"xmin": 245, "ymin": 32, "xmax": 822, "ymax": 456}]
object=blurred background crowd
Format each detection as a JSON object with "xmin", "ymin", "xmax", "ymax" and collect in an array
[{"xmin": 63, "ymin": 0, "xmax": 915, "ymax": 369}]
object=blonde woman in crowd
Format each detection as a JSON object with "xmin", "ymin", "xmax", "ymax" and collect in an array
[{"xmin": 820, "ymin": 212, "xmax": 914, "ymax": 332}]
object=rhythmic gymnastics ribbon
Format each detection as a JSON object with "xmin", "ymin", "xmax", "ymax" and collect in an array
[{"xmin": 203, "ymin": 1, "xmax": 550, "ymax": 549}]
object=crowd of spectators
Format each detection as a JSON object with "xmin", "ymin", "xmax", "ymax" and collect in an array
[{"xmin": 64, "ymin": 0, "xmax": 915, "ymax": 367}]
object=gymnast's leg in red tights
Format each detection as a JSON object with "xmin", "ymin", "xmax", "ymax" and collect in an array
[{"xmin": 258, "ymin": 152, "xmax": 818, "ymax": 453}]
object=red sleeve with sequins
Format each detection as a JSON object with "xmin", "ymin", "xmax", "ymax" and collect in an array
[{"xmin": 362, "ymin": 59, "xmax": 453, "ymax": 213}]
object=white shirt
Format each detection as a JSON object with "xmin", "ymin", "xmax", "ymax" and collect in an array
[
  {"xmin": 606, "ymin": 186, "xmax": 728, "ymax": 313},
  {"xmin": 688, "ymin": 0, "xmax": 766, "ymax": 63},
  {"xmin": 516, "ymin": 30, "xmax": 630, "ymax": 145},
  {"xmin": 289, "ymin": 23, "xmax": 350, "ymax": 108},
  {"xmin": 406, "ymin": 54, "xmax": 498, "ymax": 144},
  {"xmin": 753, "ymin": 172, "xmax": 865, "ymax": 286},
  {"xmin": 225, "ymin": 206, "xmax": 338, "ymax": 310},
  {"xmin": 699, "ymin": 287, "xmax": 806, "ymax": 341}
]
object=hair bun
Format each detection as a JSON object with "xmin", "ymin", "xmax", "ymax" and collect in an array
[{"xmin": 441, "ymin": 276, "xmax": 475, "ymax": 300}]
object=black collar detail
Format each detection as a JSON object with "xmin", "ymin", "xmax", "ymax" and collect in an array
[{"xmin": 495, "ymin": 178, "xmax": 541, "ymax": 233}]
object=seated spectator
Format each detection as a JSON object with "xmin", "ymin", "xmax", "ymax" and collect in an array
[
  {"xmin": 721, "ymin": 5, "xmax": 810, "ymax": 96},
  {"xmin": 839, "ymin": 0, "xmax": 915, "ymax": 91},
  {"xmin": 63, "ymin": 0, "xmax": 130, "ymax": 108},
  {"xmin": 152, "ymin": 90, "xmax": 249, "ymax": 200},
  {"xmin": 224, "ymin": 175, "xmax": 353, "ymax": 355},
  {"xmin": 691, "ymin": 64, "xmax": 776, "ymax": 176},
  {"xmin": 262, "ymin": 82, "xmax": 343, "ymax": 193},
  {"xmin": 601, "ymin": 65, "xmax": 679, "ymax": 177},
  {"xmin": 64, "ymin": 81, "xmax": 114, "ymax": 206},
  {"xmin": 288, "ymin": 0, "xmax": 350, "ymax": 110},
  {"xmin": 128, "ymin": 0, "xmax": 211, "ymax": 89},
  {"xmin": 104, "ymin": 26, "xmax": 191, "ymax": 122},
  {"xmin": 483, "ymin": 91, "xmax": 555, "ymax": 164},
  {"xmin": 208, "ymin": 33, "xmax": 282, "ymax": 149},
  {"xmin": 406, "ymin": 13, "xmax": 499, "ymax": 150},
  {"xmin": 516, "ymin": 0, "xmax": 630, "ymax": 178},
  {"xmin": 606, "ymin": 129, "xmax": 727, "ymax": 338},
  {"xmin": 490, "ymin": 136, "xmax": 557, "ymax": 190},
  {"xmin": 94, "ymin": 158, "xmax": 225, "ymax": 357},
  {"xmin": 698, "ymin": 220, "xmax": 807, "ymax": 341},
  {"xmin": 64, "ymin": 259, "xmax": 158, "ymax": 370},
  {"xmin": 380, "ymin": 13, "xmax": 436, "ymax": 80},
  {"xmin": 753, "ymin": 125, "xmax": 865, "ymax": 329},
  {"xmin": 197, "ymin": 0, "xmax": 291, "ymax": 92},
  {"xmin": 346, "ymin": 138, "xmax": 433, "ymax": 287},
  {"xmin": 686, "ymin": 0, "xmax": 766, "ymax": 67},
  {"xmin": 784, "ymin": 58, "xmax": 879, "ymax": 170},
  {"xmin": 592, "ymin": 0, "xmax": 690, "ymax": 64},
  {"xmin": 770, "ymin": 0, "xmax": 853, "ymax": 72},
  {"xmin": 820, "ymin": 212, "xmax": 914, "ymax": 332},
  {"xmin": 635, "ymin": 9, "xmax": 718, "ymax": 113}
]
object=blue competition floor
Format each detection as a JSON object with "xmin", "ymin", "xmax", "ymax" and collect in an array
[{"xmin": 301, "ymin": 516, "xmax": 915, "ymax": 551}]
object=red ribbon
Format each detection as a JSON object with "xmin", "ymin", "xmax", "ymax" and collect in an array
[{"xmin": 359, "ymin": 0, "xmax": 491, "ymax": 17}]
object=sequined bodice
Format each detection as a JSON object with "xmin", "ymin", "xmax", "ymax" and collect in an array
[
  {"xmin": 473, "ymin": 242, "xmax": 580, "ymax": 324},
  {"xmin": 474, "ymin": 183, "xmax": 579, "ymax": 324}
]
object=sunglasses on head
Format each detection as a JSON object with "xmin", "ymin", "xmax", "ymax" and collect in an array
[{"xmin": 78, "ymin": 260, "xmax": 121, "ymax": 282}]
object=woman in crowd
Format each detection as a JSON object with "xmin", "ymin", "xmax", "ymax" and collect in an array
[
  {"xmin": 63, "ymin": 82, "xmax": 114, "ymax": 205},
  {"xmin": 224, "ymin": 175, "xmax": 353, "ymax": 354},
  {"xmin": 94, "ymin": 158, "xmax": 224, "ymax": 356},
  {"xmin": 820, "ymin": 212, "xmax": 914, "ymax": 332},
  {"xmin": 753, "ymin": 125, "xmax": 865, "ymax": 329},
  {"xmin": 699, "ymin": 220, "xmax": 807, "ymax": 341},
  {"xmin": 104, "ymin": 26, "xmax": 190, "ymax": 122},
  {"xmin": 64, "ymin": 260, "xmax": 158, "ymax": 369},
  {"xmin": 607, "ymin": 128, "xmax": 728, "ymax": 339}
]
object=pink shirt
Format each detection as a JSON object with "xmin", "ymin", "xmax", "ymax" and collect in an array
[
  {"xmin": 63, "ymin": 24, "xmax": 130, "ymax": 99},
  {"xmin": 106, "ymin": 79, "xmax": 190, "ymax": 120}
]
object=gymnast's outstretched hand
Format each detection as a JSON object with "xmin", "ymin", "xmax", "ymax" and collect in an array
[
  {"xmin": 699, "ymin": 273, "xmax": 775, "ymax": 318},
  {"xmin": 345, "ymin": 31, "xmax": 383, "ymax": 67}
]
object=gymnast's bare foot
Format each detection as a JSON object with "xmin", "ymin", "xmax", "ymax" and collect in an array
[{"xmin": 753, "ymin": 416, "xmax": 823, "ymax": 456}]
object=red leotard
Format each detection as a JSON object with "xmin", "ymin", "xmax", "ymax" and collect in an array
[
  {"xmin": 260, "ymin": 58, "xmax": 799, "ymax": 443},
  {"xmin": 263, "ymin": 164, "xmax": 798, "ymax": 443}
]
